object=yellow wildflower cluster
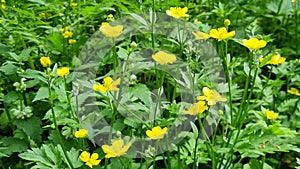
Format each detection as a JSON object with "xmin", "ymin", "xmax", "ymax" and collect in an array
[
  {"xmin": 166, "ymin": 7, "xmax": 189, "ymax": 19},
  {"xmin": 40, "ymin": 56, "xmax": 51, "ymax": 67},
  {"xmin": 99, "ymin": 22, "xmax": 123, "ymax": 38},
  {"xmin": 101, "ymin": 139, "xmax": 131, "ymax": 158},
  {"xmin": 93, "ymin": 77, "xmax": 120, "ymax": 93},
  {"xmin": 193, "ymin": 27, "xmax": 235, "ymax": 41},
  {"xmin": 74, "ymin": 129, "xmax": 88, "ymax": 138},
  {"xmin": 288, "ymin": 87, "xmax": 300, "ymax": 96},
  {"xmin": 80, "ymin": 151, "xmax": 101, "ymax": 168},
  {"xmin": 183, "ymin": 87, "xmax": 226, "ymax": 116},
  {"xmin": 60, "ymin": 26, "xmax": 73, "ymax": 38},
  {"xmin": 152, "ymin": 51, "xmax": 177, "ymax": 65},
  {"xmin": 146, "ymin": 126, "xmax": 168, "ymax": 140},
  {"xmin": 56, "ymin": 67, "xmax": 70, "ymax": 77},
  {"xmin": 266, "ymin": 110, "xmax": 278, "ymax": 120}
]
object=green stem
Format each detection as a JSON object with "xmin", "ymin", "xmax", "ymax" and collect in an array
[
  {"xmin": 63, "ymin": 77, "xmax": 78, "ymax": 122},
  {"xmin": 253, "ymin": 66, "xmax": 273, "ymax": 105},
  {"xmin": 223, "ymin": 52, "xmax": 255, "ymax": 169},
  {"xmin": 151, "ymin": 0, "xmax": 155, "ymax": 49},
  {"xmin": 47, "ymin": 78, "xmax": 74, "ymax": 169},
  {"xmin": 276, "ymin": 0, "xmax": 284, "ymax": 15},
  {"xmin": 112, "ymin": 44, "xmax": 118, "ymax": 73}
]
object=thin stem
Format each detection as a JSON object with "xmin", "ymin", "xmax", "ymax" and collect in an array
[
  {"xmin": 47, "ymin": 78, "xmax": 74, "ymax": 169},
  {"xmin": 63, "ymin": 77, "xmax": 78, "ymax": 122}
]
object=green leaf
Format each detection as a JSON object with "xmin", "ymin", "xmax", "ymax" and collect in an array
[
  {"xmin": 46, "ymin": 32, "xmax": 63, "ymax": 53},
  {"xmin": 14, "ymin": 116, "xmax": 42, "ymax": 143},
  {"xmin": 0, "ymin": 62, "xmax": 18, "ymax": 75},
  {"xmin": 0, "ymin": 43, "xmax": 10, "ymax": 54},
  {"xmin": 130, "ymin": 84, "xmax": 151, "ymax": 107},
  {"xmin": 4, "ymin": 91, "xmax": 19, "ymax": 104},
  {"xmin": 1, "ymin": 137, "xmax": 28, "ymax": 155},
  {"xmin": 33, "ymin": 87, "xmax": 49, "ymax": 102}
]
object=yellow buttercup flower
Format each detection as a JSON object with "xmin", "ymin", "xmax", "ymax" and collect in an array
[
  {"xmin": 56, "ymin": 67, "xmax": 70, "ymax": 77},
  {"xmin": 209, "ymin": 27, "xmax": 235, "ymax": 41},
  {"xmin": 266, "ymin": 110, "xmax": 278, "ymax": 120},
  {"xmin": 166, "ymin": 7, "xmax": 188, "ymax": 19},
  {"xmin": 102, "ymin": 139, "xmax": 131, "ymax": 158},
  {"xmin": 40, "ymin": 56, "xmax": 51, "ymax": 67},
  {"xmin": 224, "ymin": 19, "xmax": 231, "ymax": 27},
  {"xmin": 192, "ymin": 31, "xmax": 210, "ymax": 40},
  {"xmin": 60, "ymin": 26, "xmax": 73, "ymax": 38},
  {"xmin": 242, "ymin": 37, "xmax": 267, "ymax": 51},
  {"xmin": 74, "ymin": 129, "xmax": 88, "ymax": 138},
  {"xmin": 1, "ymin": 0, "xmax": 5, "ymax": 3},
  {"xmin": 1, "ymin": 4, "xmax": 6, "ymax": 10},
  {"xmin": 259, "ymin": 54, "xmax": 285, "ymax": 65},
  {"xmin": 288, "ymin": 87, "xmax": 300, "ymax": 96},
  {"xmin": 68, "ymin": 39, "xmax": 77, "ymax": 44},
  {"xmin": 292, "ymin": 0, "xmax": 296, "ymax": 3},
  {"xmin": 93, "ymin": 77, "xmax": 120, "ymax": 93},
  {"xmin": 268, "ymin": 54, "xmax": 286, "ymax": 65},
  {"xmin": 79, "ymin": 151, "xmax": 101, "ymax": 168},
  {"xmin": 99, "ymin": 22, "xmax": 123, "ymax": 38},
  {"xmin": 39, "ymin": 12, "xmax": 46, "ymax": 18},
  {"xmin": 146, "ymin": 126, "xmax": 168, "ymax": 140},
  {"xmin": 63, "ymin": 30, "xmax": 73, "ymax": 38},
  {"xmin": 70, "ymin": 3, "xmax": 77, "ymax": 7},
  {"xmin": 183, "ymin": 101, "xmax": 207, "ymax": 115},
  {"xmin": 197, "ymin": 87, "xmax": 227, "ymax": 106},
  {"xmin": 152, "ymin": 51, "xmax": 177, "ymax": 65}
]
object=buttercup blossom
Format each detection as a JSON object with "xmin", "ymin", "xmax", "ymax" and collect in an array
[
  {"xmin": 146, "ymin": 126, "xmax": 168, "ymax": 140},
  {"xmin": 166, "ymin": 7, "xmax": 188, "ymax": 19},
  {"xmin": 93, "ymin": 77, "xmax": 120, "ymax": 93},
  {"xmin": 80, "ymin": 151, "xmax": 101, "ymax": 168},
  {"xmin": 242, "ymin": 37, "xmax": 267, "ymax": 51},
  {"xmin": 209, "ymin": 27, "xmax": 235, "ymax": 41},
  {"xmin": 102, "ymin": 139, "xmax": 131, "ymax": 158},
  {"xmin": 70, "ymin": 3, "xmax": 77, "ymax": 7},
  {"xmin": 60, "ymin": 26, "xmax": 73, "ymax": 38},
  {"xmin": 1, "ymin": 4, "xmax": 6, "ymax": 10},
  {"xmin": 267, "ymin": 54, "xmax": 286, "ymax": 65},
  {"xmin": 68, "ymin": 39, "xmax": 76, "ymax": 44},
  {"xmin": 197, "ymin": 87, "xmax": 227, "ymax": 106},
  {"xmin": 288, "ymin": 87, "xmax": 300, "ymax": 96},
  {"xmin": 40, "ymin": 56, "xmax": 51, "ymax": 67},
  {"xmin": 224, "ymin": 19, "xmax": 231, "ymax": 27},
  {"xmin": 266, "ymin": 110, "xmax": 278, "ymax": 120},
  {"xmin": 183, "ymin": 101, "xmax": 207, "ymax": 115},
  {"xmin": 74, "ymin": 129, "xmax": 88, "ymax": 138},
  {"xmin": 99, "ymin": 22, "xmax": 123, "ymax": 38},
  {"xmin": 1, "ymin": 0, "xmax": 5, "ymax": 3},
  {"xmin": 192, "ymin": 31, "xmax": 210, "ymax": 40},
  {"xmin": 56, "ymin": 67, "xmax": 70, "ymax": 77},
  {"xmin": 152, "ymin": 51, "xmax": 177, "ymax": 65}
]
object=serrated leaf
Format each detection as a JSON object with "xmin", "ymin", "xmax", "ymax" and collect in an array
[
  {"xmin": 14, "ymin": 116, "xmax": 42, "ymax": 143},
  {"xmin": 33, "ymin": 87, "xmax": 49, "ymax": 102},
  {"xmin": 1, "ymin": 137, "xmax": 28, "ymax": 155}
]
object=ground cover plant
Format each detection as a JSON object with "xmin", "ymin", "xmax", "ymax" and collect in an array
[{"xmin": 0, "ymin": 0, "xmax": 300, "ymax": 168}]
